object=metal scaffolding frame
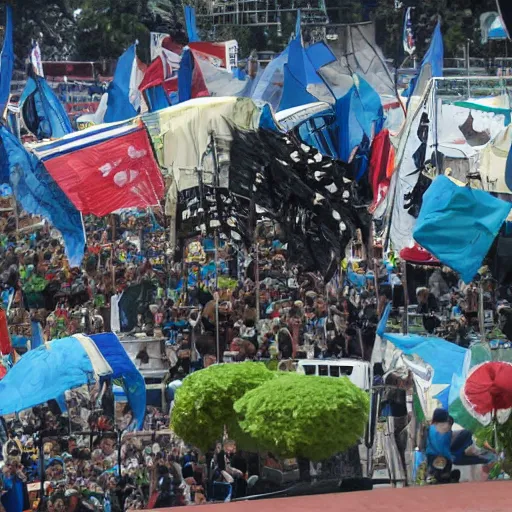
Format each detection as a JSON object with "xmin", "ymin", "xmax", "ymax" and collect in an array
[{"xmin": 194, "ymin": 0, "xmax": 328, "ymax": 28}]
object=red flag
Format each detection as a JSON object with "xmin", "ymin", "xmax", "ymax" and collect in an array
[
  {"xmin": 42, "ymin": 123, "xmax": 164, "ymax": 217},
  {"xmin": 0, "ymin": 308, "xmax": 11, "ymax": 355},
  {"xmin": 191, "ymin": 58, "xmax": 209, "ymax": 98},
  {"xmin": 139, "ymin": 49, "xmax": 180, "ymax": 92}
]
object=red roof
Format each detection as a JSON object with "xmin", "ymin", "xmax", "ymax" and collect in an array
[{"xmin": 144, "ymin": 482, "xmax": 512, "ymax": 512}]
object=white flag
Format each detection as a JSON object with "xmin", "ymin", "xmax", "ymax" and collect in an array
[
  {"xmin": 150, "ymin": 32, "xmax": 169, "ymax": 61},
  {"xmin": 31, "ymin": 42, "xmax": 44, "ymax": 77}
]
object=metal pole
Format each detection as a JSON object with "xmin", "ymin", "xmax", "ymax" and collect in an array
[
  {"xmin": 479, "ymin": 281, "xmax": 486, "ymax": 343},
  {"xmin": 210, "ymin": 131, "xmax": 221, "ymax": 363},
  {"xmin": 255, "ymin": 240, "xmax": 260, "ymax": 321},
  {"xmin": 402, "ymin": 261, "xmax": 409, "ymax": 334},
  {"xmin": 37, "ymin": 433, "xmax": 44, "ymax": 511},
  {"xmin": 215, "ymin": 231, "xmax": 220, "ymax": 363}
]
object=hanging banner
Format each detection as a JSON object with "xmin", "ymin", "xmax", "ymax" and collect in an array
[
  {"xmin": 150, "ymin": 32, "xmax": 170, "ymax": 61},
  {"xmin": 189, "ymin": 40, "xmax": 238, "ymax": 71},
  {"xmin": 31, "ymin": 42, "xmax": 44, "ymax": 77},
  {"xmin": 403, "ymin": 7, "xmax": 416, "ymax": 55}
]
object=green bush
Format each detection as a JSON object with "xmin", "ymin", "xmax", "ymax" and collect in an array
[
  {"xmin": 170, "ymin": 362, "xmax": 275, "ymax": 451},
  {"xmin": 234, "ymin": 373, "xmax": 369, "ymax": 461}
]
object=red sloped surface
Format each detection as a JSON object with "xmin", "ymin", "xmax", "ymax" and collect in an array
[{"xmin": 144, "ymin": 482, "xmax": 512, "ymax": 512}]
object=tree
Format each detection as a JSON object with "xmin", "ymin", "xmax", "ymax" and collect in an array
[
  {"xmin": 234, "ymin": 373, "xmax": 369, "ymax": 461},
  {"xmin": 75, "ymin": 0, "xmax": 150, "ymax": 61},
  {"xmin": 374, "ymin": 0, "xmax": 498, "ymax": 62},
  {"xmin": 170, "ymin": 362, "xmax": 275, "ymax": 452},
  {"xmin": 9, "ymin": 0, "xmax": 81, "ymax": 63}
]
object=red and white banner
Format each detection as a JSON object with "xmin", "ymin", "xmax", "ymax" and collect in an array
[
  {"xmin": 189, "ymin": 40, "xmax": 238, "ymax": 71},
  {"xmin": 41, "ymin": 123, "xmax": 164, "ymax": 216}
]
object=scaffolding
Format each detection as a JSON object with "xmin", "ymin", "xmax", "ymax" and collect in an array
[{"xmin": 195, "ymin": 0, "xmax": 328, "ymax": 28}]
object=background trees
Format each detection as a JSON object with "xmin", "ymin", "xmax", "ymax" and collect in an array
[{"xmin": 2, "ymin": 1, "xmax": 509, "ymax": 65}]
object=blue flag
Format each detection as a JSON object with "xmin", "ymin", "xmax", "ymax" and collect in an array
[
  {"xmin": 0, "ymin": 126, "xmax": 86, "ymax": 267},
  {"xmin": 185, "ymin": 6, "xmax": 200, "ymax": 43},
  {"xmin": 178, "ymin": 47, "xmax": 194, "ymax": 103},
  {"xmin": 105, "ymin": 44, "xmax": 139, "ymax": 123},
  {"xmin": 20, "ymin": 75, "xmax": 74, "ymax": 139},
  {"xmin": 0, "ymin": 5, "xmax": 13, "ymax": 116},
  {"xmin": 403, "ymin": 21, "xmax": 443, "ymax": 99}
]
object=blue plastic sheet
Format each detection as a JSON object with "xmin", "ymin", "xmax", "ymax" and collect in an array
[
  {"xmin": 145, "ymin": 85, "xmax": 171, "ymax": 112},
  {"xmin": 30, "ymin": 321, "xmax": 44, "ymax": 351},
  {"xmin": 306, "ymin": 42, "xmax": 337, "ymax": 71},
  {"xmin": 91, "ymin": 333, "xmax": 146, "ymax": 430},
  {"xmin": 383, "ymin": 332, "xmax": 467, "ymax": 385},
  {"xmin": 104, "ymin": 44, "xmax": 139, "ymax": 123},
  {"xmin": 376, "ymin": 302, "xmax": 391, "ymax": 337},
  {"xmin": 335, "ymin": 75, "xmax": 383, "ymax": 169},
  {"xmin": 0, "ymin": 337, "xmax": 94, "ymax": 415},
  {"xmin": 258, "ymin": 103, "xmax": 282, "ymax": 132},
  {"xmin": 278, "ymin": 65, "xmax": 319, "ymax": 112},
  {"xmin": 0, "ymin": 126, "xmax": 86, "ymax": 267},
  {"xmin": 0, "ymin": 5, "xmax": 14, "ymax": 116},
  {"xmin": 413, "ymin": 175, "xmax": 511, "ymax": 283},
  {"xmin": 251, "ymin": 47, "xmax": 288, "ymax": 110}
]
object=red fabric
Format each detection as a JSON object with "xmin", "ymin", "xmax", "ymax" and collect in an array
[
  {"xmin": 400, "ymin": 244, "xmax": 439, "ymax": 265},
  {"xmin": 139, "ymin": 51, "xmax": 179, "ymax": 92},
  {"xmin": 189, "ymin": 42, "xmax": 228, "ymax": 67},
  {"xmin": 0, "ymin": 308, "xmax": 11, "ymax": 355},
  {"xmin": 191, "ymin": 57, "xmax": 209, "ymax": 98},
  {"xmin": 368, "ymin": 129, "xmax": 391, "ymax": 213},
  {"xmin": 0, "ymin": 364, "xmax": 6, "ymax": 380},
  {"xmin": 162, "ymin": 36, "xmax": 184, "ymax": 55},
  {"xmin": 43, "ymin": 124, "xmax": 165, "ymax": 217},
  {"xmin": 464, "ymin": 362, "xmax": 512, "ymax": 415},
  {"xmin": 139, "ymin": 57, "xmax": 165, "ymax": 92}
]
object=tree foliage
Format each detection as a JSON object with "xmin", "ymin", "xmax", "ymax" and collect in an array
[
  {"xmin": 170, "ymin": 362, "xmax": 275, "ymax": 452},
  {"xmin": 234, "ymin": 373, "xmax": 369, "ymax": 461},
  {"xmin": 374, "ymin": 0, "xmax": 499, "ymax": 62}
]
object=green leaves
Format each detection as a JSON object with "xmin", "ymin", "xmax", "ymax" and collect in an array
[
  {"xmin": 170, "ymin": 362, "xmax": 275, "ymax": 451},
  {"xmin": 171, "ymin": 363, "xmax": 369, "ymax": 461},
  {"xmin": 234, "ymin": 373, "xmax": 369, "ymax": 461}
]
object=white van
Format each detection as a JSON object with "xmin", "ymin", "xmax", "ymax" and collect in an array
[{"xmin": 296, "ymin": 359, "xmax": 372, "ymax": 391}]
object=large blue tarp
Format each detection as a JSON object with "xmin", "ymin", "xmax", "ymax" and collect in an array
[
  {"xmin": 90, "ymin": 333, "xmax": 146, "ymax": 430},
  {"xmin": 383, "ymin": 332, "xmax": 467, "ymax": 385},
  {"xmin": 20, "ymin": 76, "xmax": 73, "ymax": 140},
  {"xmin": 0, "ymin": 5, "xmax": 14, "ymax": 116},
  {"xmin": 104, "ymin": 44, "xmax": 138, "ymax": 123},
  {"xmin": 0, "ymin": 337, "xmax": 94, "ymax": 415},
  {"xmin": 0, "ymin": 126, "xmax": 86, "ymax": 267},
  {"xmin": 413, "ymin": 175, "xmax": 511, "ymax": 283}
]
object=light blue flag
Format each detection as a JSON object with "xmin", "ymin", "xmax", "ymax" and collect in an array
[{"xmin": 0, "ymin": 126, "xmax": 86, "ymax": 267}]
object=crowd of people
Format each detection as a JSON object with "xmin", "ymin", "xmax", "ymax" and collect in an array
[{"xmin": 3, "ymin": 197, "xmax": 512, "ymax": 510}]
